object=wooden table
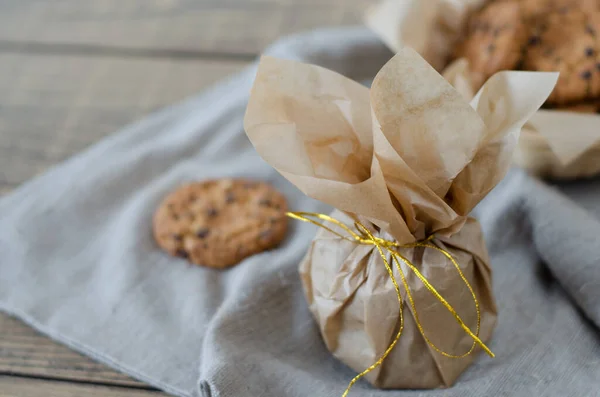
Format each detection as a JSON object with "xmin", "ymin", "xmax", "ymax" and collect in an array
[{"xmin": 0, "ymin": 1, "xmax": 371, "ymax": 395}]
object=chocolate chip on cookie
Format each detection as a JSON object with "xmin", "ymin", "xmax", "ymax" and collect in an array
[
  {"xmin": 153, "ymin": 179, "xmax": 288, "ymax": 268},
  {"xmin": 457, "ymin": 0, "xmax": 528, "ymax": 89}
]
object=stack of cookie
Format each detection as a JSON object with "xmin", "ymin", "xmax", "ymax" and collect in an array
[{"xmin": 457, "ymin": 0, "xmax": 600, "ymax": 112}]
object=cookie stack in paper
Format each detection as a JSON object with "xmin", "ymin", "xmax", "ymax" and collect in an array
[
  {"xmin": 457, "ymin": 0, "xmax": 600, "ymax": 110},
  {"xmin": 244, "ymin": 48, "xmax": 556, "ymax": 389},
  {"xmin": 367, "ymin": 0, "xmax": 600, "ymax": 179}
]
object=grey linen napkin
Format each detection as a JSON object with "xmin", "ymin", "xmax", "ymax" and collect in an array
[{"xmin": 0, "ymin": 27, "xmax": 599, "ymax": 397}]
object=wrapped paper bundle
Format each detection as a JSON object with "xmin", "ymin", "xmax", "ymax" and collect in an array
[
  {"xmin": 367, "ymin": 0, "xmax": 600, "ymax": 180},
  {"xmin": 244, "ymin": 49, "xmax": 556, "ymax": 390}
]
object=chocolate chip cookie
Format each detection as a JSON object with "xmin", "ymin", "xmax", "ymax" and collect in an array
[
  {"xmin": 153, "ymin": 179, "xmax": 288, "ymax": 268},
  {"xmin": 456, "ymin": 0, "xmax": 528, "ymax": 89},
  {"xmin": 459, "ymin": 0, "xmax": 600, "ymax": 106},
  {"xmin": 523, "ymin": 8, "xmax": 600, "ymax": 104}
]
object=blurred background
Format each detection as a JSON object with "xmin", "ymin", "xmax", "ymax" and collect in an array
[
  {"xmin": 0, "ymin": 1, "xmax": 370, "ymax": 395},
  {"xmin": 0, "ymin": 0, "xmax": 371, "ymax": 196}
]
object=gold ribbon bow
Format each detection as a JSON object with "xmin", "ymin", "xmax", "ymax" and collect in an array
[{"xmin": 286, "ymin": 212, "xmax": 494, "ymax": 397}]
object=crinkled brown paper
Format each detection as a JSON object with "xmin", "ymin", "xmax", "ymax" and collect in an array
[
  {"xmin": 367, "ymin": 0, "xmax": 600, "ymax": 179},
  {"xmin": 244, "ymin": 48, "xmax": 556, "ymax": 388}
]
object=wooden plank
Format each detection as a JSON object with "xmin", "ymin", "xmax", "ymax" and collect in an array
[
  {"xmin": 0, "ymin": 53, "xmax": 247, "ymax": 187},
  {"xmin": 0, "ymin": 375, "xmax": 168, "ymax": 397},
  {"xmin": 0, "ymin": 183, "xmax": 15, "ymax": 196},
  {"xmin": 0, "ymin": 0, "xmax": 372, "ymax": 55},
  {"xmin": 0, "ymin": 315, "xmax": 148, "ymax": 387}
]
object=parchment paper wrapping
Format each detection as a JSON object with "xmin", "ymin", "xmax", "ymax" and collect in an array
[
  {"xmin": 244, "ymin": 49, "xmax": 556, "ymax": 388},
  {"xmin": 367, "ymin": 0, "xmax": 600, "ymax": 180}
]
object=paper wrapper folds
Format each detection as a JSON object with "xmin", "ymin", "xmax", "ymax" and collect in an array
[
  {"xmin": 367, "ymin": 0, "xmax": 600, "ymax": 180},
  {"xmin": 299, "ymin": 212, "xmax": 494, "ymax": 388},
  {"xmin": 244, "ymin": 50, "xmax": 556, "ymax": 388}
]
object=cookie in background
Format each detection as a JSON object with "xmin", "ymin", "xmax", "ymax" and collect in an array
[
  {"xmin": 367, "ymin": 0, "xmax": 600, "ymax": 179},
  {"xmin": 457, "ymin": 0, "xmax": 600, "ymax": 108}
]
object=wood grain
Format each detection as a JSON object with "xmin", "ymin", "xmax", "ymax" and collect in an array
[
  {"xmin": 0, "ymin": 0, "xmax": 372, "ymax": 55},
  {"xmin": 0, "ymin": 376, "xmax": 168, "ymax": 397},
  {"xmin": 0, "ymin": 316, "xmax": 147, "ymax": 388},
  {"xmin": 0, "ymin": 53, "xmax": 247, "ymax": 188}
]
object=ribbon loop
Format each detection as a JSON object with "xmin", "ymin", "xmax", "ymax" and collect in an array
[{"xmin": 287, "ymin": 211, "xmax": 494, "ymax": 397}]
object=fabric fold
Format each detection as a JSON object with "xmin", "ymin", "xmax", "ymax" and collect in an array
[{"xmin": 523, "ymin": 180, "xmax": 600, "ymax": 328}]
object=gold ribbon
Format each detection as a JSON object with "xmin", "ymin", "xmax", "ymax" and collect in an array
[{"xmin": 286, "ymin": 212, "xmax": 494, "ymax": 397}]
